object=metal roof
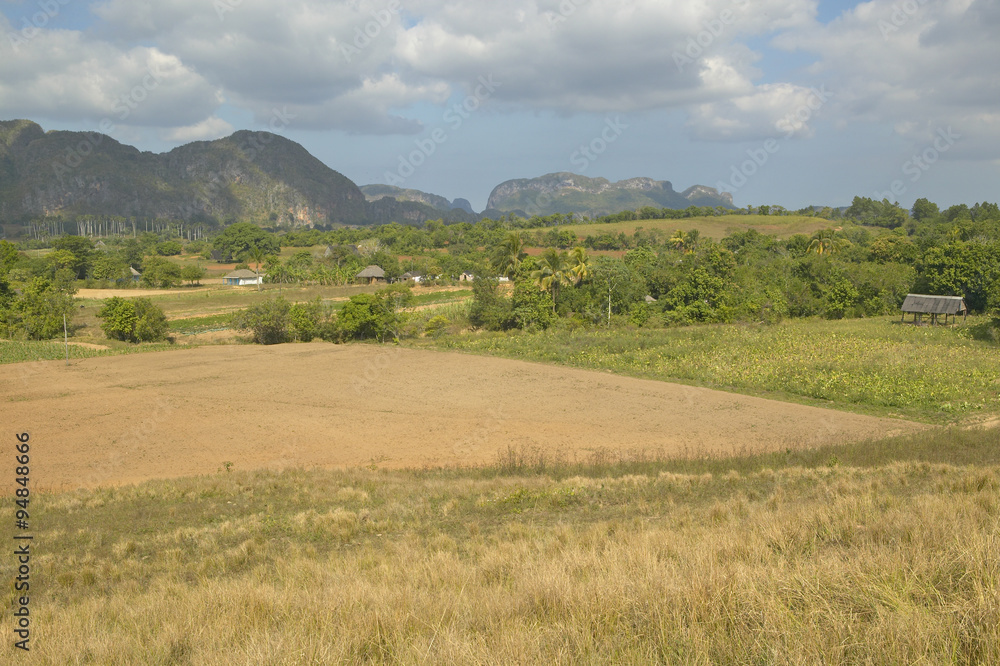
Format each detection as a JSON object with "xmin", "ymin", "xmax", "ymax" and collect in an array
[
  {"xmin": 223, "ymin": 269, "xmax": 260, "ymax": 279},
  {"xmin": 901, "ymin": 294, "xmax": 968, "ymax": 315}
]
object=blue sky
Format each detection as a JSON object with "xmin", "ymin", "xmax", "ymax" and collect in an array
[{"xmin": 2, "ymin": 0, "xmax": 998, "ymax": 212}]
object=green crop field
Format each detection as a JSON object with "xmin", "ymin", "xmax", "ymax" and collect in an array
[{"xmin": 424, "ymin": 316, "xmax": 1000, "ymax": 423}]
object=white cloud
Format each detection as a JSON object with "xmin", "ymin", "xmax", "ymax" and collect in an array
[
  {"xmin": 161, "ymin": 116, "xmax": 234, "ymax": 143},
  {"xmin": 72, "ymin": 0, "xmax": 819, "ymax": 136},
  {"xmin": 0, "ymin": 16, "xmax": 221, "ymax": 128},
  {"xmin": 772, "ymin": 0, "xmax": 1000, "ymax": 157}
]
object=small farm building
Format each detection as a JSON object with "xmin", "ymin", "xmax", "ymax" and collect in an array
[
  {"xmin": 357, "ymin": 265, "xmax": 387, "ymax": 285},
  {"xmin": 400, "ymin": 271, "xmax": 424, "ymax": 283},
  {"xmin": 129, "ymin": 266, "xmax": 141, "ymax": 282},
  {"xmin": 459, "ymin": 271, "xmax": 475, "ymax": 282},
  {"xmin": 901, "ymin": 294, "xmax": 967, "ymax": 325},
  {"xmin": 223, "ymin": 269, "xmax": 262, "ymax": 286}
]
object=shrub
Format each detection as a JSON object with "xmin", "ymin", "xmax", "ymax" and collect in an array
[
  {"xmin": 231, "ymin": 298, "xmax": 291, "ymax": 345},
  {"xmin": 140, "ymin": 257, "xmax": 183, "ymax": 288},
  {"xmin": 4, "ymin": 276, "xmax": 76, "ymax": 340},
  {"xmin": 289, "ymin": 298, "xmax": 323, "ymax": 342},
  {"xmin": 329, "ymin": 285, "xmax": 413, "ymax": 343},
  {"xmin": 156, "ymin": 241, "xmax": 183, "ymax": 256},
  {"xmin": 181, "ymin": 265, "xmax": 206, "ymax": 285},
  {"xmin": 98, "ymin": 297, "xmax": 168, "ymax": 342},
  {"xmin": 423, "ymin": 315, "xmax": 452, "ymax": 337}
]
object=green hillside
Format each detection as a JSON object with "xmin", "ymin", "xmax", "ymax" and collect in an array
[{"xmin": 0, "ymin": 120, "xmax": 368, "ymax": 226}]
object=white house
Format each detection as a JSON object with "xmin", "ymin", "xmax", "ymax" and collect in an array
[{"xmin": 223, "ymin": 269, "xmax": 263, "ymax": 286}]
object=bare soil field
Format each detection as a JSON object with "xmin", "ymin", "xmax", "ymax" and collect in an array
[{"xmin": 5, "ymin": 344, "xmax": 925, "ymax": 491}]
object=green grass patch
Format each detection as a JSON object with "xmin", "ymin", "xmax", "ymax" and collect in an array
[
  {"xmin": 421, "ymin": 316, "xmax": 1000, "ymax": 423},
  {"xmin": 0, "ymin": 339, "xmax": 178, "ymax": 365},
  {"xmin": 168, "ymin": 313, "xmax": 233, "ymax": 334}
]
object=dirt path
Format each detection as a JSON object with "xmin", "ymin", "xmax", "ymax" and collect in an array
[{"xmin": 3, "ymin": 344, "xmax": 926, "ymax": 491}]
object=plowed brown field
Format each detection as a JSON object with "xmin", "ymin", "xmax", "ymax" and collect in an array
[{"xmin": 5, "ymin": 344, "xmax": 925, "ymax": 490}]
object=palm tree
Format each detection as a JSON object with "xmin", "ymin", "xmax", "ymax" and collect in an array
[
  {"xmin": 567, "ymin": 246, "xmax": 591, "ymax": 285},
  {"xmin": 249, "ymin": 246, "xmax": 266, "ymax": 291},
  {"xmin": 807, "ymin": 229, "xmax": 848, "ymax": 255},
  {"xmin": 669, "ymin": 229, "xmax": 687, "ymax": 250},
  {"xmin": 492, "ymin": 231, "xmax": 526, "ymax": 277},
  {"xmin": 531, "ymin": 248, "xmax": 571, "ymax": 313}
]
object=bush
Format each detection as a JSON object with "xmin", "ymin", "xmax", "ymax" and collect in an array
[
  {"xmin": 329, "ymin": 285, "xmax": 413, "ymax": 342},
  {"xmin": 97, "ymin": 297, "xmax": 168, "ymax": 342},
  {"xmin": 140, "ymin": 257, "xmax": 183, "ymax": 288},
  {"xmin": 3, "ymin": 276, "xmax": 76, "ymax": 340},
  {"xmin": 181, "ymin": 265, "xmax": 206, "ymax": 285},
  {"xmin": 231, "ymin": 298, "xmax": 291, "ymax": 345},
  {"xmin": 469, "ymin": 277, "xmax": 511, "ymax": 331},
  {"xmin": 156, "ymin": 241, "xmax": 183, "ymax": 256},
  {"xmin": 423, "ymin": 315, "xmax": 452, "ymax": 338},
  {"xmin": 289, "ymin": 298, "xmax": 323, "ymax": 342}
]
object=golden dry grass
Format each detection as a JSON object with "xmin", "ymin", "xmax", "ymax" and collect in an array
[
  {"xmin": 560, "ymin": 214, "xmax": 834, "ymax": 242},
  {"xmin": 2, "ymin": 428, "xmax": 998, "ymax": 664}
]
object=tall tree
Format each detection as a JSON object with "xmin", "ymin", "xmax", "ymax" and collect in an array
[
  {"xmin": 491, "ymin": 231, "xmax": 526, "ymax": 277},
  {"xmin": 567, "ymin": 246, "xmax": 591, "ymax": 285},
  {"xmin": 531, "ymin": 248, "xmax": 571, "ymax": 313}
]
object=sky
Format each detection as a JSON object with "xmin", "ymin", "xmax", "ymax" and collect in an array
[{"xmin": 1, "ymin": 0, "xmax": 998, "ymax": 213}]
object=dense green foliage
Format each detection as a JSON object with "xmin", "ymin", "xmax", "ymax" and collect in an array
[
  {"xmin": 97, "ymin": 297, "xmax": 169, "ymax": 343},
  {"xmin": 0, "ymin": 276, "xmax": 76, "ymax": 340}
]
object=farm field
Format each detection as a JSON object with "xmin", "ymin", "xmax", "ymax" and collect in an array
[
  {"xmin": 558, "ymin": 214, "xmax": 837, "ymax": 241},
  {"xmin": 55, "ymin": 283, "xmax": 472, "ymax": 341},
  {"xmin": 3, "ymin": 344, "xmax": 923, "ymax": 491},
  {"xmin": 425, "ymin": 316, "xmax": 1000, "ymax": 424},
  {"xmin": 1, "ymin": 424, "xmax": 998, "ymax": 663}
]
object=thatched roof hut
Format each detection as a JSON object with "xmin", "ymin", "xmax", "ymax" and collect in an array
[{"xmin": 356, "ymin": 265, "xmax": 387, "ymax": 285}]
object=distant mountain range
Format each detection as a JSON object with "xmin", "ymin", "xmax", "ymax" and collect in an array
[
  {"xmin": 1, "ymin": 119, "xmax": 734, "ymax": 228},
  {"xmin": 486, "ymin": 173, "xmax": 734, "ymax": 216}
]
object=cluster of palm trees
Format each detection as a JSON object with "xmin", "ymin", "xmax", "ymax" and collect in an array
[{"xmin": 491, "ymin": 231, "xmax": 592, "ymax": 313}]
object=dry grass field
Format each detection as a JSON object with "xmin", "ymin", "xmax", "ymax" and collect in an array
[
  {"xmin": 3, "ymin": 344, "xmax": 923, "ymax": 491},
  {"xmin": 5, "ymin": 338, "xmax": 998, "ymax": 664}
]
